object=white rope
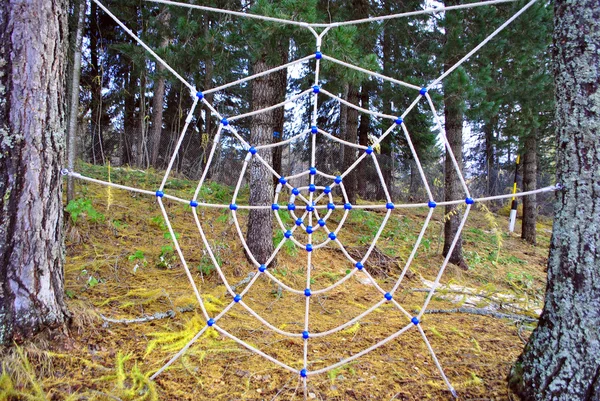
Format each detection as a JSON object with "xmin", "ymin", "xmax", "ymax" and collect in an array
[{"xmin": 71, "ymin": 0, "xmax": 549, "ymax": 395}]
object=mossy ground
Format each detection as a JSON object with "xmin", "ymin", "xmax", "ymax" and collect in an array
[{"xmin": 0, "ymin": 164, "xmax": 551, "ymax": 400}]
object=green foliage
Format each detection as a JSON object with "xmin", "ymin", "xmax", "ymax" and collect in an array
[{"xmin": 65, "ymin": 198, "xmax": 105, "ymax": 224}]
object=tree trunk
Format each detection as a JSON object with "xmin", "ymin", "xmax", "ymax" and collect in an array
[
  {"xmin": 149, "ymin": 10, "xmax": 170, "ymax": 168},
  {"xmin": 67, "ymin": 0, "xmax": 86, "ymax": 202},
  {"xmin": 272, "ymin": 40, "xmax": 288, "ymax": 188},
  {"xmin": 343, "ymin": 85, "xmax": 359, "ymax": 205},
  {"xmin": 484, "ymin": 121, "xmax": 499, "ymax": 199},
  {"xmin": 89, "ymin": 0, "xmax": 104, "ymax": 165},
  {"xmin": 122, "ymin": 62, "xmax": 136, "ymax": 166},
  {"xmin": 521, "ymin": 134, "xmax": 537, "ymax": 245},
  {"xmin": 442, "ymin": 0, "xmax": 466, "ymax": 269},
  {"xmin": 357, "ymin": 84, "xmax": 370, "ymax": 199},
  {"xmin": 246, "ymin": 57, "xmax": 275, "ymax": 265},
  {"xmin": 508, "ymin": 1, "xmax": 600, "ymax": 399},
  {"xmin": 0, "ymin": 0, "xmax": 70, "ymax": 344}
]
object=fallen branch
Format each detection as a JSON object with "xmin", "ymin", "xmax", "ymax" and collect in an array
[
  {"xmin": 100, "ymin": 304, "xmax": 195, "ymax": 326},
  {"xmin": 411, "ymin": 288, "xmax": 538, "ymax": 314},
  {"xmin": 417, "ymin": 307, "xmax": 538, "ymax": 323},
  {"xmin": 230, "ymin": 272, "xmax": 255, "ymax": 294}
]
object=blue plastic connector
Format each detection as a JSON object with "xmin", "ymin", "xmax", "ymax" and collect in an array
[
  {"xmin": 306, "ymin": 244, "xmax": 313, "ymax": 252},
  {"xmin": 284, "ymin": 230, "xmax": 293, "ymax": 239},
  {"xmin": 311, "ymin": 126, "xmax": 318, "ymax": 134},
  {"xmin": 384, "ymin": 292, "xmax": 393, "ymax": 301},
  {"xmin": 386, "ymin": 202, "xmax": 395, "ymax": 210},
  {"xmin": 234, "ymin": 294, "xmax": 242, "ymax": 303},
  {"xmin": 296, "ymin": 218, "xmax": 303, "ymax": 226},
  {"xmin": 313, "ymin": 85, "xmax": 320, "ymax": 94},
  {"xmin": 190, "ymin": 200, "xmax": 199, "ymax": 208},
  {"xmin": 365, "ymin": 146, "xmax": 373, "ymax": 155},
  {"xmin": 344, "ymin": 203, "xmax": 352, "ymax": 210},
  {"xmin": 196, "ymin": 91, "xmax": 204, "ymax": 100},
  {"xmin": 315, "ymin": 51, "xmax": 322, "ymax": 60},
  {"xmin": 309, "ymin": 167, "xmax": 317, "ymax": 175},
  {"xmin": 272, "ymin": 203, "xmax": 280, "ymax": 211},
  {"xmin": 273, "ymin": 131, "xmax": 280, "ymax": 139},
  {"xmin": 306, "ymin": 226, "xmax": 314, "ymax": 234},
  {"xmin": 334, "ymin": 176, "xmax": 342, "ymax": 184},
  {"xmin": 327, "ymin": 203, "xmax": 336, "ymax": 210},
  {"xmin": 307, "ymin": 205, "xmax": 315, "ymax": 212},
  {"xmin": 249, "ymin": 146, "xmax": 257, "ymax": 155},
  {"xmin": 259, "ymin": 264, "xmax": 266, "ymax": 272},
  {"xmin": 288, "ymin": 203, "xmax": 296, "ymax": 211},
  {"xmin": 304, "ymin": 288, "xmax": 312, "ymax": 296},
  {"xmin": 221, "ymin": 118, "xmax": 229, "ymax": 126},
  {"xmin": 395, "ymin": 117, "xmax": 404, "ymax": 125},
  {"xmin": 419, "ymin": 87, "xmax": 428, "ymax": 96},
  {"xmin": 292, "ymin": 188, "xmax": 300, "ymax": 196},
  {"xmin": 207, "ymin": 318, "xmax": 215, "ymax": 326},
  {"xmin": 328, "ymin": 232, "xmax": 337, "ymax": 240},
  {"xmin": 355, "ymin": 261, "xmax": 364, "ymax": 270},
  {"xmin": 279, "ymin": 177, "xmax": 287, "ymax": 185},
  {"xmin": 229, "ymin": 203, "xmax": 238, "ymax": 211},
  {"xmin": 465, "ymin": 197, "xmax": 475, "ymax": 205},
  {"xmin": 411, "ymin": 316, "xmax": 420, "ymax": 325},
  {"xmin": 309, "ymin": 184, "xmax": 316, "ymax": 192},
  {"xmin": 302, "ymin": 331, "xmax": 309, "ymax": 339},
  {"xmin": 428, "ymin": 200, "xmax": 437, "ymax": 208},
  {"xmin": 324, "ymin": 186, "xmax": 332, "ymax": 194},
  {"xmin": 155, "ymin": 190, "xmax": 164, "ymax": 198},
  {"xmin": 318, "ymin": 219, "xmax": 326, "ymax": 227},
  {"xmin": 300, "ymin": 368, "xmax": 308, "ymax": 378}
]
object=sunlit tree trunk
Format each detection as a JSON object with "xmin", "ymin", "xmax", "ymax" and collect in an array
[
  {"xmin": 508, "ymin": 1, "xmax": 600, "ymax": 399},
  {"xmin": 0, "ymin": 0, "xmax": 70, "ymax": 344}
]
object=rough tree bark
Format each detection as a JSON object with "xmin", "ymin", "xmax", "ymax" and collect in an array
[
  {"xmin": 149, "ymin": 10, "xmax": 170, "ymax": 168},
  {"xmin": 521, "ymin": 134, "xmax": 537, "ymax": 245},
  {"xmin": 508, "ymin": 1, "xmax": 600, "ymax": 399},
  {"xmin": 0, "ymin": 0, "xmax": 70, "ymax": 344},
  {"xmin": 246, "ymin": 57, "xmax": 275, "ymax": 265},
  {"xmin": 442, "ymin": 0, "xmax": 466, "ymax": 269},
  {"xmin": 67, "ymin": 0, "xmax": 86, "ymax": 202},
  {"xmin": 272, "ymin": 40, "xmax": 288, "ymax": 188}
]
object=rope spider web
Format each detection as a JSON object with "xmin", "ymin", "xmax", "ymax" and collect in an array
[{"xmin": 64, "ymin": 0, "xmax": 558, "ymax": 397}]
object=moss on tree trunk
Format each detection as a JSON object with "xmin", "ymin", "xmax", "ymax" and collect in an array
[{"xmin": 508, "ymin": 1, "xmax": 600, "ymax": 399}]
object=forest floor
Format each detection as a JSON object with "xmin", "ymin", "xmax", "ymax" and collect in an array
[{"xmin": 0, "ymin": 164, "xmax": 552, "ymax": 401}]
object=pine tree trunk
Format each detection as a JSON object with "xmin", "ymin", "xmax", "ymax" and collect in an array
[
  {"xmin": 357, "ymin": 84, "xmax": 370, "ymax": 199},
  {"xmin": 67, "ymin": 0, "xmax": 86, "ymax": 202},
  {"xmin": 272, "ymin": 41, "xmax": 288, "ymax": 188},
  {"xmin": 442, "ymin": 0, "xmax": 466, "ymax": 269},
  {"xmin": 89, "ymin": 1, "xmax": 104, "ymax": 165},
  {"xmin": 0, "ymin": 0, "xmax": 70, "ymax": 344},
  {"xmin": 246, "ymin": 57, "xmax": 275, "ymax": 265},
  {"xmin": 521, "ymin": 134, "xmax": 537, "ymax": 245},
  {"xmin": 344, "ymin": 85, "xmax": 359, "ymax": 205},
  {"xmin": 149, "ymin": 10, "xmax": 170, "ymax": 168},
  {"xmin": 508, "ymin": 1, "xmax": 600, "ymax": 399}
]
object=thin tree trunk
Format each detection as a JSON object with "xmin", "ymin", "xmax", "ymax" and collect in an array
[
  {"xmin": 246, "ymin": 57, "xmax": 275, "ymax": 265},
  {"xmin": 149, "ymin": 10, "xmax": 170, "ymax": 168},
  {"xmin": 122, "ymin": 63, "xmax": 136, "ymax": 166},
  {"xmin": 357, "ymin": 84, "xmax": 370, "ymax": 199},
  {"xmin": 136, "ymin": 72, "xmax": 147, "ymax": 168},
  {"xmin": 442, "ymin": 0, "xmax": 466, "ymax": 269},
  {"xmin": 344, "ymin": 85, "xmax": 359, "ymax": 205},
  {"xmin": 67, "ymin": 0, "xmax": 86, "ymax": 202},
  {"xmin": 202, "ymin": 15, "xmax": 214, "ymax": 179},
  {"xmin": 508, "ymin": 1, "xmax": 600, "ymax": 399},
  {"xmin": 484, "ymin": 121, "xmax": 498, "ymax": 199},
  {"xmin": 89, "ymin": 0, "xmax": 104, "ymax": 165},
  {"xmin": 521, "ymin": 134, "xmax": 537, "ymax": 244},
  {"xmin": 0, "ymin": 0, "xmax": 70, "ymax": 344}
]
